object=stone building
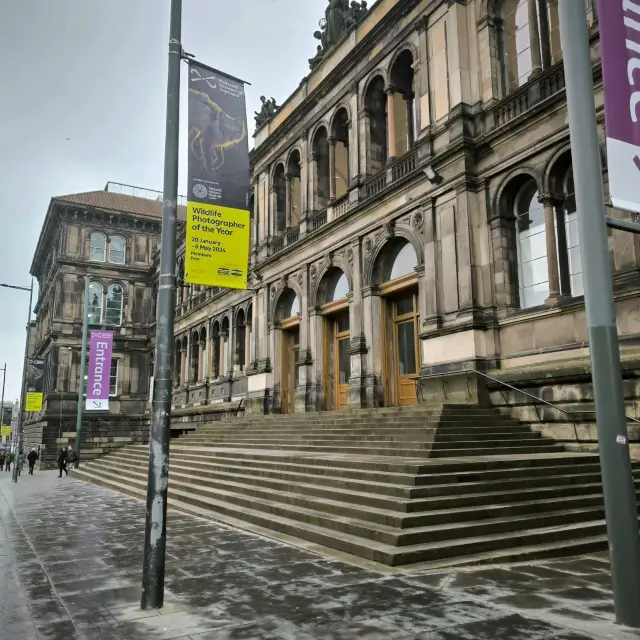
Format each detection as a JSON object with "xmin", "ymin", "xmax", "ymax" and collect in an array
[
  {"xmin": 26, "ymin": 183, "xmax": 177, "ymax": 466},
  {"xmin": 171, "ymin": 0, "xmax": 640, "ymax": 426}
]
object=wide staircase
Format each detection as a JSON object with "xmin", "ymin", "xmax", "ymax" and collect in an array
[{"xmin": 71, "ymin": 405, "xmax": 640, "ymax": 569}]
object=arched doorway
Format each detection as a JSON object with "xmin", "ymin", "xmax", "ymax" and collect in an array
[
  {"xmin": 275, "ymin": 288, "xmax": 300, "ymax": 413},
  {"xmin": 374, "ymin": 240, "xmax": 420, "ymax": 406},
  {"xmin": 317, "ymin": 268, "xmax": 350, "ymax": 410}
]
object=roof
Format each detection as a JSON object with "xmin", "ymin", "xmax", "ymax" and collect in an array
[{"xmin": 53, "ymin": 190, "xmax": 187, "ymax": 221}]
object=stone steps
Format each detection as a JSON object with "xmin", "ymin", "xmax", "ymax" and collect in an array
[
  {"xmin": 73, "ymin": 465, "xmax": 630, "ymax": 566},
  {"xmin": 72, "ymin": 404, "xmax": 639, "ymax": 567}
]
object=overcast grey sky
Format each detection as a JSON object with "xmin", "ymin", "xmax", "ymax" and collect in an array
[{"xmin": 0, "ymin": 0, "xmax": 327, "ymax": 402}]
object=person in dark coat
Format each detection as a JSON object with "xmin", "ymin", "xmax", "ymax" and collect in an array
[
  {"xmin": 67, "ymin": 446, "xmax": 77, "ymax": 470},
  {"xmin": 57, "ymin": 448, "xmax": 68, "ymax": 478},
  {"xmin": 27, "ymin": 448, "xmax": 38, "ymax": 475}
]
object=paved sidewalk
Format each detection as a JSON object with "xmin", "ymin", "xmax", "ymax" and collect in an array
[{"xmin": 1, "ymin": 470, "xmax": 639, "ymax": 640}]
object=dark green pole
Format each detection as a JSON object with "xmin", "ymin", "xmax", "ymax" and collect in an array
[{"xmin": 75, "ymin": 276, "xmax": 91, "ymax": 467}]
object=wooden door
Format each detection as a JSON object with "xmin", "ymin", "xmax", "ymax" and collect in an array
[
  {"xmin": 334, "ymin": 312, "xmax": 350, "ymax": 410},
  {"xmin": 281, "ymin": 328, "xmax": 299, "ymax": 414},
  {"xmin": 393, "ymin": 292, "xmax": 418, "ymax": 406}
]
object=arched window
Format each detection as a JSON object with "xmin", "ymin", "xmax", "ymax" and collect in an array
[
  {"xmin": 275, "ymin": 289, "xmax": 300, "ymax": 322},
  {"xmin": 273, "ymin": 164, "xmax": 286, "ymax": 235},
  {"xmin": 105, "ymin": 283, "xmax": 124, "ymax": 327},
  {"xmin": 389, "ymin": 50, "xmax": 416, "ymax": 157},
  {"xmin": 365, "ymin": 75, "xmax": 388, "ymax": 174},
  {"xmin": 515, "ymin": 180, "xmax": 548, "ymax": 308},
  {"xmin": 313, "ymin": 127, "xmax": 331, "ymax": 211},
  {"xmin": 88, "ymin": 281, "xmax": 103, "ymax": 325},
  {"xmin": 331, "ymin": 108, "xmax": 350, "ymax": 199},
  {"xmin": 109, "ymin": 235, "xmax": 125, "ymax": 265},
  {"xmin": 90, "ymin": 232, "xmax": 106, "ymax": 262},
  {"xmin": 390, "ymin": 243, "xmax": 417, "ymax": 280},
  {"xmin": 563, "ymin": 170, "xmax": 583, "ymax": 297},
  {"xmin": 287, "ymin": 151, "xmax": 302, "ymax": 227},
  {"xmin": 500, "ymin": 0, "xmax": 563, "ymax": 95}
]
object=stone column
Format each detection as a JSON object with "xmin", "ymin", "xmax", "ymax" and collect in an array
[
  {"xmin": 539, "ymin": 193, "xmax": 560, "ymax": 301},
  {"xmin": 309, "ymin": 152, "xmax": 318, "ymax": 212},
  {"xmin": 251, "ymin": 289, "xmax": 259, "ymax": 363},
  {"xmin": 284, "ymin": 173, "xmax": 292, "ymax": 229},
  {"xmin": 555, "ymin": 200, "xmax": 572, "ymax": 297},
  {"xmin": 269, "ymin": 186, "xmax": 277, "ymax": 237},
  {"xmin": 198, "ymin": 340, "xmax": 204, "ymax": 381},
  {"xmin": 528, "ymin": 0, "xmax": 542, "ymax": 77},
  {"xmin": 251, "ymin": 180, "xmax": 259, "ymax": 251},
  {"xmin": 308, "ymin": 307, "xmax": 324, "ymax": 410},
  {"xmin": 417, "ymin": 16, "xmax": 432, "ymax": 131},
  {"xmin": 362, "ymin": 286, "xmax": 383, "ymax": 407},
  {"xmin": 348, "ymin": 86, "xmax": 360, "ymax": 188},
  {"xmin": 359, "ymin": 108, "xmax": 371, "ymax": 176},
  {"xmin": 328, "ymin": 137, "xmax": 336, "ymax": 201},
  {"xmin": 446, "ymin": 1, "xmax": 473, "ymax": 109},
  {"xmin": 185, "ymin": 335, "xmax": 191, "ymax": 384},
  {"xmin": 422, "ymin": 203, "xmax": 441, "ymax": 330},
  {"xmin": 296, "ymin": 266, "xmax": 312, "ymax": 412},
  {"xmin": 537, "ymin": 0, "xmax": 552, "ymax": 69},
  {"xmin": 406, "ymin": 93, "xmax": 415, "ymax": 149},
  {"xmin": 348, "ymin": 240, "xmax": 367, "ymax": 408},
  {"xmin": 454, "ymin": 189, "xmax": 477, "ymax": 312},
  {"xmin": 386, "ymin": 86, "xmax": 397, "ymax": 161}
]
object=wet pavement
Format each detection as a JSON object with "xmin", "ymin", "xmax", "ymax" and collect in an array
[{"xmin": 1, "ymin": 470, "xmax": 639, "ymax": 640}]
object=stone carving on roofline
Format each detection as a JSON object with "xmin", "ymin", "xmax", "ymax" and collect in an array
[
  {"xmin": 309, "ymin": 0, "xmax": 369, "ymax": 71},
  {"xmin": 254, "ymin": 96, "xmax": 280, "ymax": 128}
]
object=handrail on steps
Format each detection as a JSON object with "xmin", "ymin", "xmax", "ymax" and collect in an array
[{"xmin": 415, "ymin": 368, "xmax": 640, "ymax": 446}]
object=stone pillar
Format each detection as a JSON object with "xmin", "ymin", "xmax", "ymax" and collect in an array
[
  {"xmin": 348, "ymin": 86, "xmax": 360, "ymax": 187},
  {"xmin": 308, "ymin": 307, "xmax": 323, "ymax": 410},
  {"xmin": 328, "ymin": 137, "xmax": 336, "ymax": 201},
  {"xmin": 362, "ymin": 286, "xmax": 384, "ymax": 407},
  {"xmin": 446, "ymin": 1, "xmax": 472, "ymax": 109},
  {"xmin": 528, "ymin": 0, "xmax": 542, "ymax": 77},
  {"xmin": 539, "ymin": 194, "xmax": 560, "ymax": 301},
  {"xmin": 359, "ymin": 108, "xmax": 371, "ymax": 176},
  {"xmin": 406, "ymin": 94, "xmax": 415, "ymax": 149},
  {"xmin": 348, "ymin": 240, "xmax": 367, "ymax": 408},
  {"xmin": 537, "ymin": 0, "xmax": 552, "ymax": 69},
  {"xmin": 250, "ymin": 290, "xmax": 259, "ymax": 363},
  {"xmin": 184, "ymin": 336, "xmax": 191, "ymax": 384},
  {"xmin": 198, "ymin": 340, "xmax": 204, "ymax": 381},
  {"xmin": 269, "ymin": 186, "xmax": 277, "ymax": 237},
  {"xmin": 299, "ymin": 159, "xmax": 308, "ymax": 215},
  {"xmin": 386, "ymin": 87, "xmax": 397, "ymax": 161},
  {"xmin": 296, "ymin": 266, "xmax": 312, "ymax": 412},
  {"xmin": 284, "ymin": 173, "xmax": 292, "ymax": 229},
  {"xmin": 309, "ymin": 151, "xmax": 318, "ymax": 212},
  {"xmin": 219, "ymin": 331, "xmax": 228, "ymax": 377},
  {"xmin": 417, "ymin": 17, "xmax": 432, "ymax": 131},
  {"xmin": 422, "ymin": 203, "xmax": 441, "ymax": 330},
  {"xmin": 251, "ymin": 180, "xmax": 259, "ymax": 251},
  {"xmin": 455, "ymin": 189, "xmax": 477, "ymax": 312},
  {"xmin": 555, "ymin": 200, "xmax": 572, "ymax": 297}
]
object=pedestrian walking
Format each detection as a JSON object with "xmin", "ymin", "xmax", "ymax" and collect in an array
[
  {"xmin": 67, "ymin": 446, "xmax": 77, "ymax": 471},
  {"xmin": 5, "ymin": 453, "xmax": 12, "ymax": 472},
  {"xmin": 57, "ymin": 448, "xmax": 68, "ymax": 478},
  {"xmin": 0, "ymin": 452, "xmax": 4, "ymax": 472},
  {"xmin": 27, "ymin": 448, "xmax": 38, "ymax": 475},
  {"xmin": 17, "ymin": 450, "xmax": 25, "ymax": 476}
]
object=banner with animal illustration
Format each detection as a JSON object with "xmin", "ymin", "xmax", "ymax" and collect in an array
[{"xmin": 185, "ymin": 61, "xmax": 250, "ymax": 289}]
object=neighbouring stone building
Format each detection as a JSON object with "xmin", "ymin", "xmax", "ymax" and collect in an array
[
  {"xmin": 28, "ymin": 0, "xmax": 640, "ymax": 458},
  {"xmin": 26, "ymin": 183, "xmax": 178, "ymax": 466}
]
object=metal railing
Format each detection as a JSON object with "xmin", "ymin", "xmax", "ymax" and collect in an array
[{"xmin": 415, "ymin": 368, "xmax": 640, "ymax": 445}]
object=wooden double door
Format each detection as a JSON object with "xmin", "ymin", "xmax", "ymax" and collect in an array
[
  {"xmin": 385, "ymin": 289, "xmax": 419, "ymax": 406},
  {"xmin": 281, "ymin": 326, "xmax": 299, "ymax": 414},
  {"xmin": 324, "ymin": 310, "xmax": 350, "ymax": 411}
]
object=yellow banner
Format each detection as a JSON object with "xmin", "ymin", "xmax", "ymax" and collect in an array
[
  {"xmin": 1, "ymin": 426, "xmax": 10, "ymax": 437},
  {"xmin": 185, "ymin": 202, "xmax": 250, "ymax": 289},
  {"xmin": 25, "ymin": 392, "xmax": 43, "ymax": 412}
]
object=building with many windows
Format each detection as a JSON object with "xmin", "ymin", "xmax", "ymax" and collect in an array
[
  {"xmin": 27, "ymin": 0, "xmax": 640, "ymax": 459},
  {"xmin": 171, "ymin": 0, "xmax": 640, "ymax": 422},
  {"xmin": 26, "ymin": 183, "xmax": 173, "ymax": 466}
]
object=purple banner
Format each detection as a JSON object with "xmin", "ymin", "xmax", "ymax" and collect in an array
[
  {"xmin": 599, "ymin": 0, "xmax": 640, "ymax": 213},
  {"xmin": 86, "ymin": 330, "xmax": 113, "ymax": 411}
]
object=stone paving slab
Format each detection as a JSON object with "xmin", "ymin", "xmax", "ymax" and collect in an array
[{"xmin": 1, "ymin": 470, "xmax": 639, "ymax": 639}]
